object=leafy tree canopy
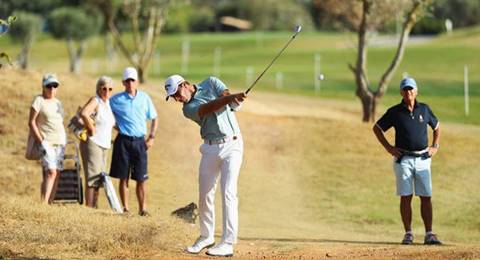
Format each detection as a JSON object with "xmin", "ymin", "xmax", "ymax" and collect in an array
[{"xmin": 48, "ymin": 7, "xmax": 101, "ymax": 41}]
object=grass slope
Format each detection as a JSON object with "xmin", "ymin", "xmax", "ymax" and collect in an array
[{"xmin": 0, "ymin": 67, "xmax": 479, "ymax": 259}]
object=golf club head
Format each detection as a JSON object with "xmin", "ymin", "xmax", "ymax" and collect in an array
[{"xmin": 294, "ymin": 25, "xmax": 302, "ymax": 34}]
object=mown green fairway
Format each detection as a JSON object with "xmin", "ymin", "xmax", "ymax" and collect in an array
[{"xmin": 1, "ymin": 28, "xmax": 479, "ymax": 124}]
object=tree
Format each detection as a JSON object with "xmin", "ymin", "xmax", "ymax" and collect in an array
[
  {"xmin": 313, "ymin": 0, "xmax": 431, "ymax": 122},
  {"xmin": 48, "ymin": 7, "xmax": 101, "ymax": 73},
  {"xmin": 91, "ymin": 0, "xmax": 170, "ymax": 83},
  {"xmin": 9, "ymin": 11, "xmax": 42, "ymax": 69},
  {"xmin": 349, "ymin": 0, "xmax": 432, "ymax": 122}
]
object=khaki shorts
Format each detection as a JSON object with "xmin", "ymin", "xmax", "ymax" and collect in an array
[{"xmin": 80, "ymin": 138, "xmax": 108, "ymax": 188}]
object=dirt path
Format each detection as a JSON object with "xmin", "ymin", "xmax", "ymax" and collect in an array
[{"xmin": 169, "ymin": 239, "xmax": 480, "ymax": 259}]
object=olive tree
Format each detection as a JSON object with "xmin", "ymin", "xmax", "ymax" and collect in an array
[
  {"xmin": 90, "ymin": 0, "xmax": 170, "ymax": 83},
  {"xmin": 313, "ymin": 0, "xmax": 432, "ymax": 122},
  {"xmin": 350, "ymin": 0, "xmax": 432, "ymax": 122},
  {"xmin": 48, "ymin": 7, "xmax": 101, "ymax": 73},
  {"xmin": 9, "ymin": 11, "xmax": 42, "ymax": 69}
]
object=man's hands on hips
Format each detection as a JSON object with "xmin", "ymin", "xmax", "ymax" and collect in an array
[
  {"xmin": 386, "ymin": 144, "xmax": 402, "ymax": 158},
  {"xmin": 428, "ymin": 146, "xmax": 438, "ymax": 157}
]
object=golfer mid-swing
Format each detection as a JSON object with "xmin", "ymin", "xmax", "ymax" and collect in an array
[
  {"xmin": 164, "ymin": 75, "xmax": 246, "ymax": 257},
  {"xmin": 373, "ymin": 77, "xmax": 442, "ymax": 245}
]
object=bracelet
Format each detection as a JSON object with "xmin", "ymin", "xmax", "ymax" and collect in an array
[{"xmin": 149, "ymin": 134, "xmax": 155, "ymax": 139}]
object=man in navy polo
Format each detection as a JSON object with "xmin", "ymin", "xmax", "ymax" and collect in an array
[
  {"xmin": 110, "ymin": 67, "xmax": 158, "ymax": 216},
  {"xmin": 373, "ymin": 77, "xmax": 442, "ymax": 245}
]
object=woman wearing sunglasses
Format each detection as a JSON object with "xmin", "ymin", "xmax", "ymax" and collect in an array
[
  {"xmin": 79, "ymin": 76, "xmax": 116, "ymax": 208},
  {"xmin": 28, "ymin": 73, "xmax": 66, "ymax": 204}
]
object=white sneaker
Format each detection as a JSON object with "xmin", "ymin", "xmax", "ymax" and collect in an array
[
  {"xmin": 206, "ymin": 242, "xmax": 234, "ymax": 257},
  {"xmin": 185, "ymin": 236, "xmax": 215, "ymax": 254}
]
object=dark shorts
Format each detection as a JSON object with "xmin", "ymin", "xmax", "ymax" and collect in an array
[{"xmin": 110, "ymin": 134, "xmax": 148, "ymax": 182}]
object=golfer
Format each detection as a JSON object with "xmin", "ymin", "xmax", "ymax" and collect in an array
[
  {"xmin": 164, "ymin": 75, "xmax": 246, "ymax": 257},
  {"xmin": 110, "ymin": 67, "xmax": 158, "ymax": 216},
  {"xmin": 373, "ymin": 77, "xmax": 442, "ymax": 245}
]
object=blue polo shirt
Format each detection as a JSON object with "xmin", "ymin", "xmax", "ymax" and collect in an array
[
  {"xmin": 376, "ymin": 100, "xmax": 439, "ymax": 151},
  {"xmin": 110, "ymin": 90, "xmax": 157, "ymax": 137},
  {"xmin": 182, "ymin": 77, "xmax": 241, "ymax": 141}
]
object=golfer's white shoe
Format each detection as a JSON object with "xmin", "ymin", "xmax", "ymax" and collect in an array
[
  {"xmin": 206, "ymin": 242, "xmax": 234, "ymax": 257},
  {"xmin": 185, "ymin": 236, "xmax": 215, "ymax": 254}
]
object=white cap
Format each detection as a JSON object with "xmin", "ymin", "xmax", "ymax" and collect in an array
[
  {"xmin": 42, "ymin": 73, "xmax": 60, "ymax": 87},
  {"xmin": 164, "ymin": 74, "xmax": 185, "ymax": 100},
  {"xmin": 123, "ymin": 67, "xmax": 138, "ymax": 81}
]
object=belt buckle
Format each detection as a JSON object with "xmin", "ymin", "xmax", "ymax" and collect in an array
[{"xmin": 207, "ymin": 136, "xmax": 238, "ymax": 145}]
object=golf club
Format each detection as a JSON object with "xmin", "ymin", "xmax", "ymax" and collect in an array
[{"xmin": 245, "ymin": 25, "xmax": 302, "ymax": 94}]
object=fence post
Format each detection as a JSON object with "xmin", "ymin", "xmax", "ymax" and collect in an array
[
  {"xmin": 464, "ymin": 65, "xmax": 470, "ymax": 116},
  {"xmin": 314, "ymin": 53, "xmax": 321, "ymax": 93},
  {"xmin": 213, "ymin": 47, "xmax": 221, "ymax": 77}
]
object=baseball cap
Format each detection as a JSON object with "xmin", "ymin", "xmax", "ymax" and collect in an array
[
  {"xmin": 164, "ymin": 74, "xmax": 185, "ymax": 101},
  {"xmin": 400, "ymin": 77, "xmax": 417, "ymax": 90},
  {"xmin": 42, "ymin": 73, "xmax": 60, "ymax": 87},
  {"xmin": 123, "ymin": 67, "xmax": 138, "ymax": 81}
]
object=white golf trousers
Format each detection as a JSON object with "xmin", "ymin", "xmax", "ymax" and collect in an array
[{"xmin": 198, "ymin": 136, "xmax": 243, "ymax": 244}]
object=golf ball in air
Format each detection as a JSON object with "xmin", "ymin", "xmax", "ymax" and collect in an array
[{"xmin": 318, "ymin": 74, "xmax": 325, "ymax": 80}]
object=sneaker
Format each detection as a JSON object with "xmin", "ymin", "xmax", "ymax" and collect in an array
[
  {"xmin": 402, "ymin": 233, "xmax": 414, "ymax": 245},
  {"xmin": 206, "ymin": 242, "xmax": 234, "ymax": 257},
  {"xmin": 424, "ymin": 233, "xmax": 442, "ymax": 245},
  {"xmin": 185, "ymin": 236, "xmax": 215, "ymax": 254},
  {"xmin": 139, "ymin": 210, "xmax": 150, "ymax": 217}
]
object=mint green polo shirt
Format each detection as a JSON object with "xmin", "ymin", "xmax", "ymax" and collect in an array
[{"xmin": 183, "ymin": 77, "xmax": 241, "ymax": 141}]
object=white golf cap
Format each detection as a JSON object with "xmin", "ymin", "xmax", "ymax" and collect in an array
[
  {"xmin": 123, "ymin": 67, "xmax": 138, "ymax": 81},
  {"xmin": 42, "ymin": 73, "xmax": 60, "ymax": 87},
  {"xmin": 164, "ymin": 74, "xmax": 185, "ymax": 101}
]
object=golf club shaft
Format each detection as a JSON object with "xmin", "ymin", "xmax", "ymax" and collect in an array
[{"xmin": 245, "ymin": 32, "xmax": 300, "ymax": 94}]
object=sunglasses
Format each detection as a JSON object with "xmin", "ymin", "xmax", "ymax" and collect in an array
[
  {"xmin": 402, "ymin": 87, "xmax": 414, "ymax": 91},
  {"xmin": 45, "ymin": 84, "xmax": 59, "ymax": 89},
  {"xmin": 102, "ymin": 87, "xmax": 113, "ymax": 91}
]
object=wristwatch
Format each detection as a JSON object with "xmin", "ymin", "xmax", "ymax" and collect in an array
[
  {"xmin": 432, "ymin": 143, "xmax": 439, "ymax": 148},
  {"xmin": 149, "ymin": 134, "xmax": 155, "ymax": 139}
]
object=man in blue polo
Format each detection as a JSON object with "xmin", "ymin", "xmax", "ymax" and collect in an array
[
  {"xmin": 373, "ymin": 77, "xmax": 442, "ymax": 245},
  {"xmin": 110, "ymin": 67, "xmax": 158, "ymax": 216}
]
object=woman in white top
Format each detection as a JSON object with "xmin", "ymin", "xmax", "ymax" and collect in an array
[
  {"xmin": 28, "ymin": 74, "xmax": 67, "ymax": 204},
  {"xmin": 79, "ymin": 76, "xmax": 116, "ymax": 208}
]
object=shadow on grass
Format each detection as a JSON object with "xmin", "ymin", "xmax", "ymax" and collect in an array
[{"xmin": 238, "ymin": 236, "xmax": 442, "ymax": 246}]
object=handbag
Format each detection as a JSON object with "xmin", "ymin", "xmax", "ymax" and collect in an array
[
  {"xmin": 25, "ymin": 131, "xmax": 41, "ymax": 160},
  {"xmin": 68, "ymin": 106, "xmax": 96, "ymax": 142}
]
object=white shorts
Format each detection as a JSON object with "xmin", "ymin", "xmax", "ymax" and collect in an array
[
  {"xmin": 41, "ymin": 145, "xmax": 65, "ymax": 171},
  {"xmin": 393, "ymin": 155, "xmax": 432, "ymax": 197}
]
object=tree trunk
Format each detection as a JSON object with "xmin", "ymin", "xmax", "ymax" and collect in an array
[
  {"xmin": 351, "ymin": 0, "xmax": 430, "ymax": 123},
  {"xmin": 67, "ymin": 39, "xmax": 86, "ymax": 74},
  {"xmin": 18, "ymin": 45, "xmax": 29, "ymax": 69},
  {"xmin": 137, "ymin": 66, "xmax": 145, "ymax": 84},
  {"xmin": 104, "ymin": 1, "xmax": 168, "ymax": 83}
]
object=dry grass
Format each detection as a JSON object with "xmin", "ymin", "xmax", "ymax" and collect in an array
[{"xmin": 1, "ymin": 67, "xmax": 479, "ymax": 259}]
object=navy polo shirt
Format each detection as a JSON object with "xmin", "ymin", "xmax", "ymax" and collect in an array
[{"xmin": 376, "ymin": 100, "xmax": 439, "ymax": 151}]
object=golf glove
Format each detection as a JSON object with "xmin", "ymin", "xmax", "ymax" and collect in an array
[{"xmin": 229, "ymin": 101, "xmax": 243, "ymax": 112}]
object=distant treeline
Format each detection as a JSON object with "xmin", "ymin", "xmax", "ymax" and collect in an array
[{"xmin": 1, "ymin": 0, "xmax": 479, "ymax": 35}]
